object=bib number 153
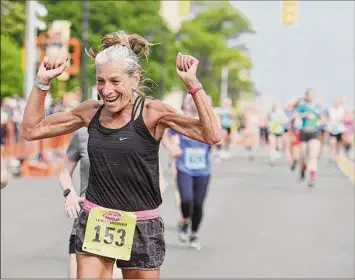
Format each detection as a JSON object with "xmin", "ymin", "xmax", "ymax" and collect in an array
[{"xmin": 92, "ymin": 225, "xmax": 126, "ymax": 247}]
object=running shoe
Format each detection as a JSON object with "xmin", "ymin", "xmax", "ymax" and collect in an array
[
  {"xmin": 178, "ymin": 222, "xmax": 189, "ymax": 243},
  {"xmin": 307, "ymin": 179, "xmax": 315, "ymax": 188},
  {"xmin": 308, "ymin": 171, "xmax": 316, "ymax": 187},
  {"xmin": 189, "ymin": 236, "xmax": 202, "ymax": 250}
]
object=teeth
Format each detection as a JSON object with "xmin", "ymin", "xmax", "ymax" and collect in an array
[{"xmin": 106, "ymin": 96, "xmax": 119, "ymax": 103}]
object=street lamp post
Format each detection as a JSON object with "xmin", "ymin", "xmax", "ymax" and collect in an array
[
  {"xmin": 80, "ymin": 0, "xmax": 89, "ymax": 101},
  {"xmin": 24, "ymin": 0, "xmax": 47, "ymax": 99}
]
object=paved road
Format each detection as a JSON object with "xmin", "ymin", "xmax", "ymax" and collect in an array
[{"xmin": 1, "ymin": 147, "xmax": 354, "ymax": 278}]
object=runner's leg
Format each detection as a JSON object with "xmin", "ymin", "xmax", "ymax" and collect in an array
[
  {"xmin": 190, "ymin": 175, "xmax": 210, "ymax": 250},
  {"xmin": 307, "ymin": 138, "xmax": 320, "ymax": 187},
  {"xmin": 269, "ymin": 134, "xmax": 276, "ymax": 165},
  {"xmin": 68, "ymin": 234, "xmax": 77, "ymax": 279},
  {"xmin": 283, "ymin": 132, "xmax": 292, "ymax": 165},
  {"xmin": 299, "ymin": 140, "xmax": 308, "ymax": 181},
  {"xmin": 330, "ymin": 135, "xmax": 338, "ymax": 160},
  {"xmin": 77, "ymin": 255, "xmax": 114, "ymax": 279},
  {"xmin": 176, "ymin": 171, "xmax": 194, "ymax": 242}
]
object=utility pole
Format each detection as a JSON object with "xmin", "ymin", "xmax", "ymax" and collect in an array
[
  {"xmin": 80, "ymin": 0, "xmax": 89, "ymax": 101},
  {"xmin": 24, "ymin": 0, "xmax": 47, "ymax": 99},
  {"xmin": 220, "ymin": 66, "xmax": 229, "ymax": 106}
]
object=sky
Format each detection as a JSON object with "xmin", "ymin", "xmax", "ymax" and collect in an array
[{"xmin": 231, "ymin": 1, "xmax": 354, "ymax": 108}]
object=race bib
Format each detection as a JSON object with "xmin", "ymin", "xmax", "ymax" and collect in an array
[
  {"xmin": 270, "ymin": 121, "xmax": 283, "ymax": 134},
  {"xmin": 185, "ymin": 148, "xmax": 206, "ymax": 170},
  {"xmin": 83, "ymin": 207, "xmax": 137, "ymax": 260}
]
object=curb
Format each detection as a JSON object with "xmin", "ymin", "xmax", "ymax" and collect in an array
[{"xmin": 336, "ymin": 154, "xmax": 355, "ymax": 185}]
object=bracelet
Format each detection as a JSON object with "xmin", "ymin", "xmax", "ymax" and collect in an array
[
  {"xmin": 187, "ymin": 83, "xmax": 203, "ymax": 95},
  {"xmin": 34, "ymin": 80, "xmax": 50, "ymax": 91}
]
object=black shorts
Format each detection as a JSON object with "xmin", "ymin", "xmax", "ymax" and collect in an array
[
  {"xmin": 69, "ymin": 234, "xmax": 76, "ymax": 254},
  {"xmin": 330, "ymin": 133, "xmax": 342, "ymax": 142},
  {"xmin": 300, "ymin": 131, "xmax": 320, "ymax": 142},
  {"xmin": 75, "ymin": 209, "xmax": 165, "ymax": 270},
  {"xmin": 270, "ymin": 133, "xmax": 284, "ymax": 138}
]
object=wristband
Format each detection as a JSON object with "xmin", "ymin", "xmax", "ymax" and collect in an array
[
  {"xmin": 34, "ymin": 80, "xmax": 50, "ymax": 91},
  {"xmin": 187, "ymin": 83, "xmax": 203, "ymax": 95}
]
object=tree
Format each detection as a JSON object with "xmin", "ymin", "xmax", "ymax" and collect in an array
[
  {"xmin": 1, "ymin": 0, "xmax": 256, "ymax": 102},
  {"xmin": 178, "ymin": 1, "xmax": 255, "ymax": 105},
  {"xmin": 40, "ymin": 0, "xmax": 179, "ymax": 99},
  {"xmin": 1, "ymin": 35, "xmax": 23, "ymax": 97},
  {"xmin": 1, "ymin": 0, "xmax": 26, "ymax": 46}
]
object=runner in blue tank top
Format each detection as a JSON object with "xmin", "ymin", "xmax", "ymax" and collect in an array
[{"xmin": 163, "ymin": 95, "xmax": 214, "ymax": 251}]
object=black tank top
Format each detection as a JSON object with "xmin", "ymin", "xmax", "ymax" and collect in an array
[{"xmin": 85, "ymin": 96, "xmax": 162, "ymax": 211}]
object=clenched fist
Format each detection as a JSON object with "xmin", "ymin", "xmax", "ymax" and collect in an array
[
  {"xmin": 36, "ymin": 56, "xmax": 68, "ymax": 85},
  {"xmin": 176, "ymin": 52, "xmax": 200, "ymax": 90}
]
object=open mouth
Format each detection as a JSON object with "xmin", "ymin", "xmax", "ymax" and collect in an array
[{"xmin": 105, "ymin": 96, "xmax": 120, "ymax": 103}]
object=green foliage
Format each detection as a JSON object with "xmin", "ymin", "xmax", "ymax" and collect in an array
[
  {"xmin": 179, "ymin": 1, "xmax": 255, "ymax": 105},
  {"xmin": 1, "ymin": 0, "xmax": 26, "ymax": 45},
  {"xmin": 0, "ymin": 35, "xmax": 23, "ymax": 97},
  {"xmin": 1, "ymin": 0, "xmax": 254, "ymax": 103}
]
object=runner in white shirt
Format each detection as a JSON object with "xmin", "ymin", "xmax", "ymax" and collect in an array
[
  {"xmin": 268, "ymin": 103, "xmax": 288, "ymax": 166},
  {"xmin": 326, "ymin": 98, "xmax": 346, "ymax": 160}
]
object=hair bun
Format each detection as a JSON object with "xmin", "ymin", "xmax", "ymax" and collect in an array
[{"xmin": 101, "ymin": 31, "xmax": 151, "ymax": 58}]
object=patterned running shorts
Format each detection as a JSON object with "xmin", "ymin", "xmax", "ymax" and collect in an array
[{"xmin": 75, "ymin": 209, "xmax": 166, "ymax": 270}]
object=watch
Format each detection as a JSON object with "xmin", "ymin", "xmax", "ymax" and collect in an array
[{"xmin": 63, "ymin": 188, "xmax": 72, "ymax": 198}]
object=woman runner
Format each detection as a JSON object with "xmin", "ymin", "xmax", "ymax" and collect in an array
[
  {"xmin": 21, "ymin": 31, "xmax": 220, "ymax": 279},
  {"xmin": 163, "ymin": 95, "xmax": 218, "ymax": 250},
  {"xmin": 60, "ymin": 126, "xmax": 166, "ymax": 278},
  {"xmin": 268, "ymin": 102, "xmax": 288, "ymax": 166},
  {"xmin": 295, "ymin": 89, "xmax": 322, "ymax": 187},
  {"xmin": 326, "ymin": 98, "xmax": 346, "ymax": 160}
]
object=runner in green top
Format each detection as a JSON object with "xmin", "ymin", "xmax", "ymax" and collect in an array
[{"xmin": 295, "ymin": 89, "xmax": 322, "ymax": 187}]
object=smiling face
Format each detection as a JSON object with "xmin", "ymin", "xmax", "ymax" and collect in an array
[{"xmin": 96, "ymin": 62, "xmax": 140, "ymax": 114}]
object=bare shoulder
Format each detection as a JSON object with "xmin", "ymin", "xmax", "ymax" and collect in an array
[
  {"xmin": 142, "ymin": 99, "xmax": 181, "ymax": 140},
  {"xmin": 145, "ymin": 99, "xmax": 176, "ymax": 115},
  {"xmin": 72, "ymin": 100, "xmax": 101, "ymax": 126}
]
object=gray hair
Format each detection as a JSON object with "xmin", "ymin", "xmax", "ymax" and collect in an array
[{"xmin": 87, "ymin": 30, "xmax": 151, "ymax": 80}]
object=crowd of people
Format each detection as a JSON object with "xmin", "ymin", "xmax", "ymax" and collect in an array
[
  {"xmin": 1, "ymin": 29, "xmax": 354, "ymax": 279},
  {"xmin": 211, "ymin": 91, "xmax": 354, "ymax": 188}
]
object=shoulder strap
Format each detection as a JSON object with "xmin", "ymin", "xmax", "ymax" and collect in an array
[
  {"xmin": 131, "ymin": 96, "xmax": 142, "ymax": 120},
  {"xmin": 131, "ymin": 96, "xmax": 145, "ymax": 120},
  {"xmin": 88, "ymin": 104, "xmax": 104, "ymax": 130},
  {"xmin": 139, "ymin": 96, "xmax": 146, "ymax": 116}
]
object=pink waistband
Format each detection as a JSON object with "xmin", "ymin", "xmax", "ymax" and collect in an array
[{"xmin": 83, "ymin": 199, "xmax": 159, "ymax": 221}]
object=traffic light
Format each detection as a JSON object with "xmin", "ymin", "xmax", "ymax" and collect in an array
[{"xmin": 281, "ymin": 0, "xmax": 298, "ymax": 26}]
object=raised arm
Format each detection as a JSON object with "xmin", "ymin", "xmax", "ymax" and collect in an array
[
  {"xmin": 21, "ymin": 57, "xmax": 99, "ymax": 141},
  {"xmin": 147, "ymin": 53, "xmax": 221, "ymax": 145}
]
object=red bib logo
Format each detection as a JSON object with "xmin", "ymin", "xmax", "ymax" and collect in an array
[{"xmin": 103, "ymin": 211, "xmax": 122, "ymax": 222}]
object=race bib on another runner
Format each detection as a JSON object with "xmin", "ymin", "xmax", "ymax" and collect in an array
[
  {"xmin": 270, "ymin": 121, "xmax": 283, "ymax": 134},
  {"xmin": 83, "ymin": 207, "xmax": 137, "ymax": 261},
  {"xmin": 185, "ymin": 148, "xmax": 207, "ymax": 170}
]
